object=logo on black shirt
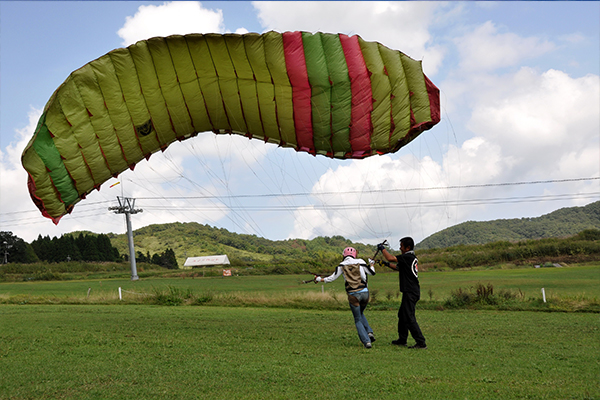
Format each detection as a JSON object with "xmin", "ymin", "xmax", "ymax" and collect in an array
[{"xmin": 412, "ymin": 260, "xmax": 418, "ymax": 278}]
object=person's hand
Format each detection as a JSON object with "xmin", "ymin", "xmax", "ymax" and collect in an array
[
  {"xmin": 368, "ymin": 258, "xmax": 375, "ymax": 266},
  {"xmin": 314, "ymin": 276, "xmax": 322, "ymax": 283},
  {"xmin": 377, "ymin": 260, "xmax": 390, "ymax": 268},
  {"xmin": 377, "ymin": 242, "xmax": 386, "ymax": 251}
]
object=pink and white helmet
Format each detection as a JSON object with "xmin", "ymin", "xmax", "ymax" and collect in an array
[{"xmin": 342, "ymin": 247, "xmax": 357, "ymax": 258}]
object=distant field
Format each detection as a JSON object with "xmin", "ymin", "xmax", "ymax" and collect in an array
[
  {"xmin": 0, "ymin": 305, "xmax": 597, "ymax": 399},
  {"xmin": 1, "ymin": 263, "xmax": 598, "ymax": 304}
]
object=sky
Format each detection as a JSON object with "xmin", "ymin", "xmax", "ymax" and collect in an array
[{"xmin": 0, "ymin": 1, "xmax": 599, "ymax": 249}]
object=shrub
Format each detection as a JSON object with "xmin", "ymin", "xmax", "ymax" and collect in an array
[
  {"xmin": 370, "ymin": 289, "xmax": 379, "ymax": 303},
  {"xmin": 385, "ymin": 289, "xmax": 400, "ymax": 301},
  {"xmin": 150, "ymin": 285, "xmax": 193, "ymax": 306},
  {"xmin": 475, "ymin": 282, "xmax": 494, "ymax": 302},
  {"xmin": 193, "ymin": 291, "xmax": 214, "ymax": 305},
  {"xmin": 444, "ymin": 283, "xmax": 520, "ymax": 308},
  {"xmin": 575, "ymin": 229, "xmax": 600, "ymax": 241},
  {"xmin": 446, "ymin": 287, "xmax": 475, "ymax": 307}
]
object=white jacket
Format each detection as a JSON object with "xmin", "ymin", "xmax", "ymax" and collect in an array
[{"xmin": 322, "ymin": 256, "xmax": 376, "ymax": 293}]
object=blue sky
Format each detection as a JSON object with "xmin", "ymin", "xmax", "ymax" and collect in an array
[{"xmin": 1, "ymin": 1, "xmax": 599, "ymax": 247}]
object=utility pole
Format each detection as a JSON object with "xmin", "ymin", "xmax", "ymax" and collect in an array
[
  {"xmin": 2, "ymin": 241, "xmax": 11, "ymax": 264},
  {"xmin": 109, "ymin": 197, "xmax": 143, "ymax": 281}
]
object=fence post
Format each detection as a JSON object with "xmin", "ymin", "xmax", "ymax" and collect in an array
[
  {"xmin": 541, "ymin": 288, "xmax": 546, "ymax": 303},
  {"xmin": 119, "ymin": 287, "xmax": 122, "ymax": 301}
]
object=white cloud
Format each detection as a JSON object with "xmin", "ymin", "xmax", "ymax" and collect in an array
[
  {"xmin": 287, "ymin": 152, "xmax": 476, "ymax": 244},
  {"xmin": 0, "ymin": 108, "xmax": 50, "ymax": 241},
  {"xmin": 468, "ymin": 68, "xmax": 600, "ymax": 178},
  {"xmin": 0, "ymin": 108, "xmax": 38, "ymax": 171},
  {"xmin": 117, "ymin": 1, "xmax": 225, "ymax": 46},
  {"xmin": 0, "ymin": 109, "xmax": 41, "ymax": 192},
  {"xmin": 455, "ymin": 21, "xmax": 555, "ymax": 72},
  {"xmin": 288, "ymin": 64, "xmax": 599, "ymax": 243},
  {"xmin": 559, "ymin": 32, "xmax": 586, "ymax": 45},
  {"xmin": 252, "ymin": 1, "xmax": 446, "ymax": 75}
]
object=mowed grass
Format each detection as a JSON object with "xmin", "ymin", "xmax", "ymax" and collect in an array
[
  {"xmin": 0, "ymin": 264, "xmax": 599, "ymax": 399},
  {"xmin": 1, "ymin": 264, "xmax": 599, "ymax": 303},
  {"xmin": 0, "ymin": 305, "xmax": 597, "ymax": 400}
]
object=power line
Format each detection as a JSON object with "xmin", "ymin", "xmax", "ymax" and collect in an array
[
  {"xmin": 133, "ymin": 176, "xmax": 600, "ymax": 201},
  {"xmin": 2, "ymin": 177, "xmax": 598, "ymax": 225},
  {"xmin": 139, "ymin": 192, "xmax": 600, "ymax": 212}
]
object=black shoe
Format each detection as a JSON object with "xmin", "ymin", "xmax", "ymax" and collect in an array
[
  {"xmin": 364, "ymin": 342, "xmax": 372, "ymax": 349},
  {"xmin": 408, "ymin": 343, "xmax": 427, "ymax": 349},
  {"xmin": 391, "ymin": 339, "xmax": 407, "ymax": 347},
  {"xmin": 368, "ymin": 333, "xmax": 376, "ymax": 343}
]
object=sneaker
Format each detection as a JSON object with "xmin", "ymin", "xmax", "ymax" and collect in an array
[
  {"xmin": 408, "ymin": 343, "xmax": 427, "ymax": 349},
  {"xmin": 391, "ymin": 339, "xmax": 407, "ymax": 347},
  {"xmin": 368, "ymin": 333, "xmax": 376, "ymax": 343},
  {"xmin": 364, "ymin": 342, "xmax": 372, "ymax": 349}
]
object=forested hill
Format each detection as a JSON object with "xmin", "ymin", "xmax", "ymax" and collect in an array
[
  {"xmin": 109, "ymin": 201, "xmax": 600, "ymax": 267},
  {"xmin": 416, "ymin": 200, "xmax": 600, "ymax": 249},
  {"xmin": 108, "ymin": 222, "xmax": 375, "ymax": 271}
]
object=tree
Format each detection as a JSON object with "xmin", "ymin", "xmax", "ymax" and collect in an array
[
  {"xmin": 96, "ymin": 234, "xmax": 120, "ymax": 262},
  {"xmin": 58, "ymin": 235, "xmax": 81, "ymax": 262},
  {"xmin": 31, "ymin": 234, "xmax": 51, "ymax": 261},
  {"xmin": 31, "ymin": 232, "xmax": 120, "ymax": 263},
  {"xmin": 162, "ymin": 248, "xmax": 178, "ymax": 269},
  {"xmin": 151, "ymin": 253, "xmax": 163, "ymax": 266},
  {"xmin": 136, "ymin": 251, "xmax": 151, "ymax": 263},
  {"xmin": 149, "ymin": 248, "xmax": 178, "ymax": 269},
  {"xmin": 0, "ymin": 231, "xmax": 39, "ymax": 263},
  {"xmin": 76, "ymin": 233, "xmax": 100, "ymax": 262}
]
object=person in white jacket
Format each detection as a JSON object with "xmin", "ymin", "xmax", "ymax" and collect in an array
[{"xmin": 315, "ymin": 247, "xmax": 377, "ymax": 348}]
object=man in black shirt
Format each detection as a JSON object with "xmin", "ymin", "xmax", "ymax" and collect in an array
[{"xmin": 379, "ymin": 237, "xmax": 427, "ymax": 349}]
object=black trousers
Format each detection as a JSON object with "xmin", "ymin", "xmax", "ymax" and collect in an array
[{"xmin": 398, "ymin": 291, "xmax": 426, "ymax": 345}]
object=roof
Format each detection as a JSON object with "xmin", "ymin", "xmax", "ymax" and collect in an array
[{"xmin": 184, "ymin": 255, "xmax": 230, "ymax": 267}]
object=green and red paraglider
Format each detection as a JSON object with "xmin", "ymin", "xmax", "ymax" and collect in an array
[{"xmin": 21, "ymin": 31, "xmax": 440, "ymax": 224}]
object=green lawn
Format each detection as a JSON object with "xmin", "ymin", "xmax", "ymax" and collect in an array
[
  {"xmin": 0, "ymin": 305, "xmax": 597, "ymax": 399},
  {"xmin": 0, "ymin": 264, "xmax": 599, "ymax": 399},
  {"xmin": 1, "ymin": 264, "xmax": 598, "ymax": 303},
  {"xmin": 411, "ymin": 263, "xmax": 600, "ymax": 300},
  {"xmin": 0, "ymin": 265, "xmax": 600, "ymax": 306}
]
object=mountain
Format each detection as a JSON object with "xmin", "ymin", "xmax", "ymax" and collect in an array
[
  {"xmin": 107, "ymin": 222, "xmax": 375, "ymax": 271},
  {"xmin": 105, "ymin": 202, "xmax": 599, "ymax": 268},
  {"xmin": 416, "ymin": 201, "xmax": 600, "ymax": 249}
]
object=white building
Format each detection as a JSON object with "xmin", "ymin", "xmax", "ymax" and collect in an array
[{"xmin": 183, "ymin": 255, "xmax": 230, "ymax": 269}]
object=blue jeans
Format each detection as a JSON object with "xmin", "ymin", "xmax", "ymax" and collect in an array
[{"xmin": 348, "ymin": 290, "xmax": 373, "ymax": 345}]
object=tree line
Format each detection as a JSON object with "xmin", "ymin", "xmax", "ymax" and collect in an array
[
  {"xmin": 134, "ymin": 248, "xmax": 178, "ymax": 269},
  {"xmin": 0, "ymin": 231, "xmax": 178, "ymax": 269},
  {"xmin": 31, "ymin": 233, "xmax": 120, "ymax": 263}
]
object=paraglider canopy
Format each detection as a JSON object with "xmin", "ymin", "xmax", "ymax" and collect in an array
[{"xmin": 21, "ymin": 31, "xmax": 440, "ymax": 224}]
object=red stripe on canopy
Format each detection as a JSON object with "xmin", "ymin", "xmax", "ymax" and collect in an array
[
  {"xmin": 409, "ymin": 75, "xmax": 441, "ymax": 135},
  {"xmin": 339, "ymin": 34, "xmax": 372, "ymax": 158},
  {"xmin": 282, "ymin": 31, "xmax": 314, "ymax": 153},
  {"xmin": 425, "ymin": 75, "xmax": 441, "ymax": 126}
]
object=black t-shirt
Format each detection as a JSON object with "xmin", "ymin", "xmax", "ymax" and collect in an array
[{"xmin": 395, "ymin": 251, "xmax": 420, "ymax": 293}]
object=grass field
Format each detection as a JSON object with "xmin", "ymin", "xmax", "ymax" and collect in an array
[
  {"xmin": 0, "ymin": 306, "xmax": 597, "ymax": 399},
  {"xmin": 2, "ymin": 263, "xmax": 599, "ymax": 298},
  {"xmin": 1, "ymin": 264, "xmax": 598, "ymax": 399},
  {"xmin": 1, "ymin": 264, "xmax": 598, "ymax": 309}
]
